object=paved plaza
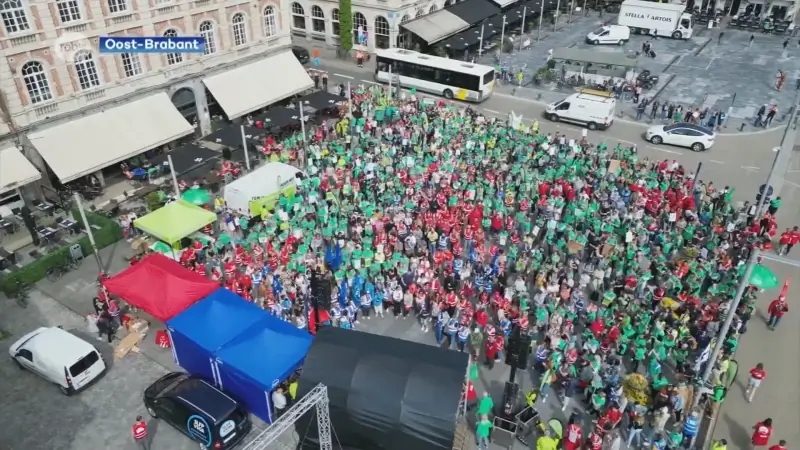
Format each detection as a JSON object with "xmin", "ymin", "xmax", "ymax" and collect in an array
[{"xmin": 3, "ymin": 76, "xmax": 800, "ymax": 449}]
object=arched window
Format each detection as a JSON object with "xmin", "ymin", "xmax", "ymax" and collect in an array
[
  {"xmin": 415, "ymin": 8, "xmax": 424, "ymax": 17},
  {"xmin": 291, "ymin": 2, "xmax": 305, "ymax": 30},
  {"xmin": 397, "ymin": 15, "xmax": 410, "ymax": 48},
  {"xmin": 353, "ymin": 12, "xmax": 367, "ymax": 46},
  {"xmin": 263, "ymin": 6, "xmax": 277, "ymax": 37},
  {"xmin": 232, "ymin": 13, "xmax": 247, "ymax": 45},
  {"xmin": 374, "ymin": 16, "xmax": 390, "ymax": 49},
  {"xmin": 74, "ymin": 50, "xmax": 100, "ymax": 90},
  {"xmin": 1, "ymin": 0, "xmax": 31, "ymax": 33},
  {"xmin": 331, "ymin": 8, "xmax": 340, "ymax": 36},
  {"xmin": 429, "ymin": 4, "xmax": 437, "ymax": 13},
  {"xmin": 199, "ymin": 21, "xmax": 216, "ymax": 54},
  {"xmin": 311, "ymin": 5, "xmax": 325, "ymax": 33},
  {"xmin": 21, "ymin": 61, "xmax": 52, "ymax": 104},
  {"xmin": 163, "ymin": 29, "xmax": 182, "ymax": 65}
]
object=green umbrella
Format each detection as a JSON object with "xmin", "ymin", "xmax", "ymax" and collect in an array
[
  {"xmin": 181, "ymin": 188, "xmax": 212, "ymax": 205},
  {"xmin": 151, "ymin": 241, "xmax": 172, "ymax": 254},
  {"xmin": 750, "ymin": 264, "xmax": 779, "ymax": 290}
]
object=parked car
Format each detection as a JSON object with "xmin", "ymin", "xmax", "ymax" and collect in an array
[
  {"xmin": 586, "ymin": 25, "xmax": 630, "ymax": 45},
  {"xmin": 646, "ymin": 122, "xmax": 715, "ymax": 152},
  {"xmin": 9, "ymin": 326, "xmax": 107, "ymax": 395},
  {"xmin": 292, "ymin": 45, "xmax": 310, "ymax": 64},
  {"xmin": 144, "ymin": 372, "xmax": 252, "ymax": 449}
]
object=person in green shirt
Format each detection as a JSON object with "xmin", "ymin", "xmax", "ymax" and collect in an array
[
  {"xmin": 477, "ymin": 392, "xmax": 494, "ymax": 416},
  {"xmin": 476, "ymin": 415, "xmax": 492, "ymax": 450}
]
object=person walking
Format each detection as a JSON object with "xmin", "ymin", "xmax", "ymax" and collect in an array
[
  {"xmin": 746, "ymin": 363, "xmax": 767, "ymax": 402},
  {"xmin": 476, "ymin": 414, "xmax": 492, "ymax": 450},
  {"xmin": 711, "ymin": 439, "xmax": 729, "ymax": 450},
  {"xmin": 132, "ymin": 415, "xmax": 150, "ymax": 450},
  {"xmin": 769, "ymin": 439, "xmax": 788, "ymax": 450},
  {"xmin": 682, "ymin": 410, "xmax": 700, "ymax": 447},
  {"xmin": 766, "ymin": 105, "xmax": 778, "ymax": 127},
  {"xmin": 751, "ymin": 418, "xmax": 774, "ymax": 450},
  {"xmin": 767, "ymin": 295, "xmax": 789, "ymax": 330}
]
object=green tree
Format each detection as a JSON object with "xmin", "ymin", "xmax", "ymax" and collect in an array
[{"xmin": 339, "ymin": 0, "xmax": 353, "ymax": 53}]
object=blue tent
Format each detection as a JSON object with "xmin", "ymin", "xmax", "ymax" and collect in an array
[
  {"xmin": 166, "ymin": 288, "xmax": 268, "ymax": 383},
  {"xmin": 216, "ymin": 315, "xmax": 313, "ymax": 423}
]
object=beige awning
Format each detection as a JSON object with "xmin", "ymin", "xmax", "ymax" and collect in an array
[
  {"xmin": 401, "ymin": 12, "xmax": 470, "ymax": 44},
  {"xmin": 203, "ymin": 50, "xmax": 314, "ymax": 120},
  {"xmin": 0, "ymin": 145, "xmax": 41, "ymax": 195},
  {"xmin": 28, "ymin": 93, "xmax": 194, "ymax": 183}
]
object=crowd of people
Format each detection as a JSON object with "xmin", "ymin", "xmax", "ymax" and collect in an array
[{"xmin": 138, "ymin": 84, "xmax": 791, "ymax": 450}]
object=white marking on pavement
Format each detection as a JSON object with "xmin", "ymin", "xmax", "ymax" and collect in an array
[
  {"xmin": 705, "ymin": 57, "xmax": 716, "ymax": 70},
  {"xmin": 785, "ymin": 180, "xmax": 800, "ymax": 189},
  {"xmin": 484, "ymin": 109, "xmax": 502, "ymax": 114},
  {"xmin": 334, "ymin": 73, "xmax": 354, "ymax": 79},
  {"xmin": 709, "ymin": 160, "xmax": 725, "ymax": 164},
  {"xmin": 361, "ymin": 79, "xmax": 378, "ymax": 85},
  {"xmin": 741, "ymin": 166, "xmax": 760, "ymax": 171},
  {"xmin": 648, "ymin": 146, "xmax": 683, "ymax": 155},
  {"xmin": 787, "ymin": 170, "xmax": 800, "ymax": 173}
]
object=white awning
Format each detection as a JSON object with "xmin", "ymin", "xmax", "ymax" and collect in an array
[
  {"xmin": 28, "ymin": 93, "xmax": 194, "ymax": 183},
  {"xmin": 401, "ymin": 12, "xmax": 470, "ymax": 44},
  {"xmin": 491, "ymin": 0, "xmax": 517, "ymax": 6},
  {"xmin": 0, "ymin": 146, "xmax": 41, "ymax": 195},
  {"xmin": 203, "ymin": 51, "xmax": 314, "ymax": 120}
]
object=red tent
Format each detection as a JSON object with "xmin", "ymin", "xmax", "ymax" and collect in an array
[{"xmin": 103, "ymin": 253, "xmax": 218, "ymax": 323}]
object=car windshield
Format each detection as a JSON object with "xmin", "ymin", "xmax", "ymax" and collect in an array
[{"xmin": 592, "ymin": 27, "xmax": 606, "ymax": 35}]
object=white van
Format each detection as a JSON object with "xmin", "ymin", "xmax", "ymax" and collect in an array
[
  {"xmin": 224, "ymin": 162, "xmax": 306, "ymax": 217},
  {"xmin": 586, "ymin": 25, "xmax": 631, "ymax": 45},
  {"xmin": 544, "ymin": 90, "xmax": 616, "ymax": 130},
  {"xmin": 9, "ymin": 326, "xmax": 107, "ymax": 395}
]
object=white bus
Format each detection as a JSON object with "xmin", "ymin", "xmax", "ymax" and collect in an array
[{"xmin": 374, "ymin": 48, "xmax": 495, "ymax": 102}]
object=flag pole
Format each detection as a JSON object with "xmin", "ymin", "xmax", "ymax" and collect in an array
[
  {"xmin": 240, "ymin": 125, "xmax": 251, "ymax": 171},
  {"xmin": 167, "ymin": 154, "xmax": 181, "ymax": 198}
]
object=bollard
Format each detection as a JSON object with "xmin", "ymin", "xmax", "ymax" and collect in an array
[
  {"xmin": 537, "ymin": 93, "xmax": 543, "ymax": 100},
  {"xmin": 739, "ymin": 122, "xmax": 746, "ymax": 132}
]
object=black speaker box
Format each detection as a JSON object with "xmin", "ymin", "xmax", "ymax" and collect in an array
[
  {"xmin": 515, "ymin": 333, "xmax": 531, "ymax": 369},
  {"xmin": 502, "ymin": 381, "xmax": 520, "ymax": 409}
]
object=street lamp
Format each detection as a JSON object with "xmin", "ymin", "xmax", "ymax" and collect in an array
[
  {"xmin": 538, "ymin": 0, "xmax": 545, "ymax": 41},
  {"xmin": 499, "ymin": 15, "xmax": 507, "ymax": 55},
  {"xmin": 519, "ymin": 6, "xmax": 528, "ymax": 51}
]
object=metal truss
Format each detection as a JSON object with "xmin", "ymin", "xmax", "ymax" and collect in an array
[{"xmin": 241, "ymin": 384, "xmax": 332, "ymax": 450}]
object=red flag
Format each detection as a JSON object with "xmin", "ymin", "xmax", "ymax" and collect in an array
[{"xmin": 780, "ymin": 277, "xmax": 791, "ymax": 299}]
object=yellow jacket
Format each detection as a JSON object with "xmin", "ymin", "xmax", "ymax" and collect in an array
[{"xmin": 536, "ymin": 436, "xmax": 557, "ymax": 450}]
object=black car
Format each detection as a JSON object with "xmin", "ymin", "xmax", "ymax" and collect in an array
[
  {"xmin": 292, "ymin": 45, "xmax": 310, "ymax": 64},
  {"xmin": 144, "ymin": 372, "xmax": 252, "ymax": 449}
]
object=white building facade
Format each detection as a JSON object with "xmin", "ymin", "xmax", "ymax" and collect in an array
[
  {"xmin": 287, "ymin": 0, "xmax": 458, "ymax": 51},
  {"xmin": 0, "ymin": 0, "xmax": 307, "ymax": 197}
]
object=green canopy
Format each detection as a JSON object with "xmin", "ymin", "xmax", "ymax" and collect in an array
[
  {"xmin": 134, "ymin": 200, "xmax": 216, "ymax": 244},
  {"xmin": 750, "ymin": 264, "xmax": 779, "ymax": 290},
  {"xmin": 181, "ymin": 188, "xmax": 212, "ymax": 206}
]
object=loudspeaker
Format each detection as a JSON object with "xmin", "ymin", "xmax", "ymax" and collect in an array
[
  {"xmin": 222, "ymin": 148, "xmax": 232, "ymax": 160},
  {"xmin": 515, "ymin": 333, "xmax": 531, "ymax": 369},
  {"xmin": 505, "ymin": 327, "xmax": 531, "ymax": 369}
]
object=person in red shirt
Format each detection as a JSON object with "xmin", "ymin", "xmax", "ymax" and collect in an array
[
  {"xmin": 769, "ymin": 439, "xmax": 788, "ymax": 450},
  {"xmin": 132, "ymin": 415, "xmax": 150, "ymax": 450},
  {"xmin": 563, "ymin": 413, "xmax": 583, "ymax": 450},
  {"xmin": 768, "ymin": 296, "xmax": 789, "ymax": 330},
  {"xmin": 747, "ymin": 363, "xmax": 767, "ymax": 402},
  {"xmin": 465, "ymin": 380, "xmax": 477, "ymax": 410},
  {"xmin": 752, "ymin": 418, "xmax": 773, "ymax": 448}
]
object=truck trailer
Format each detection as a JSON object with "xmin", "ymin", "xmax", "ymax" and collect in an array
[{"xmin": 617, "ymin": 0, "xmax": 694, "ymax": 39}]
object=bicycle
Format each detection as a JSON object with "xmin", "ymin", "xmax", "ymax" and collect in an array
[
  {"xmin": 8, "ymin": 279, "xmax": 30, "ymax": 308},
  {"xmin": 45, "ymin": 257, "xmax": 81, "ymax": 282}
]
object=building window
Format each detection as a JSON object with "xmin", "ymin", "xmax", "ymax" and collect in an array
[
  {"xmin": 429, "ymin": 4, "xmax": 437, "ymax": 13},
  {"xmin": 0, "ymin": 0, "xmax": 30, "ymax": 34},
  {"xmin": 199, "ymin": 21, "xmax": 216, "ymax": 54},
  {"xmin": 353, "ymin": 12, "xmax": 367, "ymax": 46},
  {"xmin": 120, "ymin": 53, "xmax": 142, "ymax": 77},
  {"xmin": 56, "ymin": 0, "xmax": 81, "ymax": 23},
  {"xmin": 311, "ymin": 5, "xmax": 324, "ymax": 33},
  {"xmin": 397, "ymin": 14, "xmax": 410, "ymax": 48},
  {"xmin": 291, "ymin": 2, "xmax": 305, "ymax": 30},
  {"xmin": 107, "ymin": 0, "xmax": 127, "ymax": 14},
  {"xmin": 331, "ymin": 8, "xmax": 339, "ymax": 36},
  {"xmin": 263, "ymin": 6, "xmax": 277, "ymax": 37},
  {"xmin": 232, "ymin": 13, "xmax": 247, "ymax": 45},
  {"xmin": 74, "ymin": 50, "xmax": 100, "ymax": 90},
  {"xmin": 415, "ymin": 8, "xmax": 424, "ymax": 17},
  {"xmin": 374, "ymin": 16, "xmax": 390, "ymax": 49},
  {"xmin": 21, "ymin": 61, "xmax": 52, "ymax": 104},
  {"xmin": 163, "ymin": 29, "xmax": 182, "ymax": 65}
]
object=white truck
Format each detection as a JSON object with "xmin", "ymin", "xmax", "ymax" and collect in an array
[{"xmin": 618, "ymin": 0, "xmax": 694, "ymax": 39}]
